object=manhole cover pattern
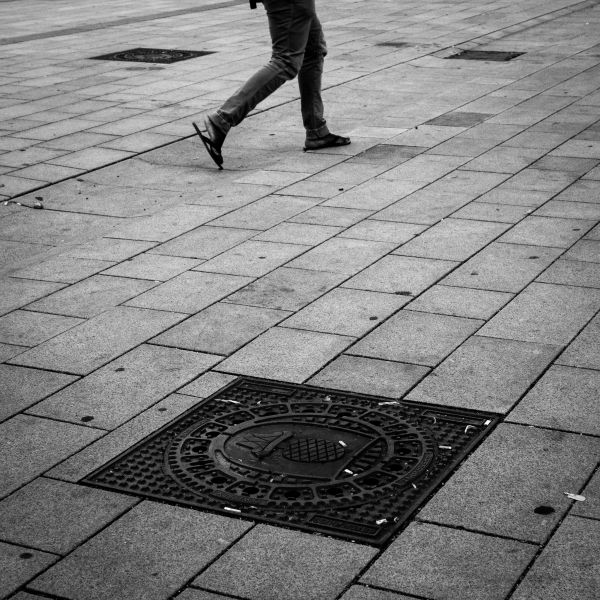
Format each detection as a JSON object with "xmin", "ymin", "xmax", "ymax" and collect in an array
[
  {"xmin": 91, "ymin": 47, "xmax": 215, "ymax": 64},
  {"xmin": 83, "ymin": 378, "xmax": 499, "ymax": 546}
]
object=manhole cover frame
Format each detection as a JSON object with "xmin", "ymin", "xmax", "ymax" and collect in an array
[
  {"xmin": 90, "ymin": 47, "xmax": 216, "ymax": 64},
  {"xmin": 82, "ymin": 377, "xmax": 501, "ymax": 546},
  {"xmin": 446, "ymin": 49, "xmax": 525, "ymax": 61}
]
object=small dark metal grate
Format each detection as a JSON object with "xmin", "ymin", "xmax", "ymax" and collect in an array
[
  {"xmin": 447, "ymin": 50, "xmax": 524, "ymax": 61},
  {"xmin": 91, "ymin": 47, "xmax": 215, "ymax": 64},
  {"xmin": 82, "ymin": 378, "xmax": 500, "ymax": 546},
  {"xmin": 376, "ymin": 42, "xmax": 410, "ymax": 48}
]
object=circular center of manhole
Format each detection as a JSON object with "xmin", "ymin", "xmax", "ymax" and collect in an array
[{"xmin": 164, "ymin": 400, "xmax": 436, "ymax": 512}]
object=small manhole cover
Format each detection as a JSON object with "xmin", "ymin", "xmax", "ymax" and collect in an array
[
  {"xmin": 447, "ymin": 50, "xmax": 524, "ymax": 61},
  {"xmin": 82, "ymin": 378, "xmax": 499, "ymax": 546},
  {"xmin": 91, "ymin": 47, "xmax": 215, "ymax": 64}
]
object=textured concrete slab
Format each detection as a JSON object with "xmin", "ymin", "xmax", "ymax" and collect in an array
[
  {"xmin": 507, "ymin": 365, "xmax": 600, "ymax": 435},
  {"xmin": 534, "ymin": 199, "xmax": 600, "ymax": 220},
  {"xmin": 288, "ymin": 237, "xmax": 395, "ymax": 275},
  {"xmin": 0, "ymin": 477, "xmax": 137, "ymax": 554},
  {"xmin": 564, "ymin": 239, "xmax": 600, "ymax": 262},
  {"xmin": 323, "ymin": 178, "xmax": 424, "ymax": 210},
  {"xmin": 152, "ymin": 303, "xmax": 289, "ymax": 355},
  {"xmin": 0, "ymin": 342, "xmax": 26, "ymax": 362},
  {"xmin": 308, "ymin": 354, "xmax": 429, "ymax": 398},
  {"xmin": 194, "ymin": 525, "xmax": 377, "ymax": 600},
  {"xmin": 407, "ymin": 335, "xmax": 560, "ymax": 413},
  {"xmin": 178, "ymin": 371, "xmax": 238, "ymax": 399},
  {"xmin": 409, "ymin": 285, "xmax": 513, "ymax": 320},
  {"xmin": 102, "ymin": 254, "xmax": 202, "ymax": 281},
  {"xmin": 225, "ymin": 267, "xmax": 346, "ymax": 311},
  {"xmin": 65, "ymin": 238, "xmax": 155, "ymax": 261},
  {"xmin": 0, "ymin": 278, "xmax": 65, "ymax": 317},
  {"xmin": 175, "ymin": 590, "xmax": 239, "ymax": 600},
  {"xmin": 0, "ymin": 310, "xmax": 82, "ymax": 346},
  {"xmin": 479, "ymin": 282, "xmax": 600, "ymax": 345},
  {"xmin": 537, "ymin": 258, "xmax": 600, "ymax": 287},
  {"xmin": 362, "ymin": 522, "xmax": 536, "ymax": 600},
  {"xmin": 557, "ymin": 313, "xmax": 600, "ymax": 370},
  {"xmin": 28, "ymin": 344, "xmax": 220, "ymax": 429},
  {"xmin": 30, "ymin": 501, "xmax": 251, "ymax": 600},
  {"xmin": 46, "ymin": 393, "xmax": 201, "ymax": 482},
  {"xmin": 195, "ymin": 240, "xmax": 309, "ymax": 277},
  {"xmin": 451, "ymin": 201, "xmax": 533, "ymax": 223},
  {"xmin": 288, "ymin": 206, "xmax": 372, "ymax": 227},
  {"xmin": 281, "ymin": 287, "xmax": 408, "ymax": 337},
  {"xmin": 394, "ymin": 218, "xmax": 508, "ymax": 261},
  {"xmin": 9, "ymin": 306, "xmax": 185, "ymax": 375},
  {"xmin": 26, "ymin": 274, "xmax": 157, "ymax": 318},
  {"xmin": 498, "ymin": 215, "xmax": 595, "ymax": 248},
  {"xmin": 338, "ymin": 220, "xmax": 425, "ymax": 243},
  {"xmin": 11, "ymin": 256, "xmax": 114, "ymax": 284},
  {"xmin": 217, "ymin": 327, "xmax": 353, "ymax": 382},
  {"xmin": 511, "ymin": 517, "xmax": 600, "ymax": 600},
  {"xmin": 0, "ymin": 365, "xmax": 77, "ymax": 422},
  {"xmin": 339, "ymin": 587, "xmax": 415, "ymax": 600},
  {"xmin": 149, "ymin": 226, "xmax": 257, "ymax": 259},
  {"xmin": 571, "ymin": 470, "xmax": 600, "ymax": 520},
  {"xmin": 253, "ymin": 222, "xmax": 341, "ymax": 245},
  {"xmin": 0, "ymin": 541, "xmax": 58, "ymax": 600},
  {"xmin": 125, "ymin": 271, "xmax": 253, "ymax": 314},
  {"xmin": 350, "ymin": 310, "xmax": 482, "ymax": 366},
  {"xmin": 0, "ymin": 414, "xmax": 103, "ymax": 498},
  {"xmin": 343, "ymin": 255, "xmax": 457, "ymax": 295},
  {"xmin": 442, "ymin": 243, "xmax": 563, "ymax": 292},
  {"xmin": 418, "ymin": 423, "xmax": 599, "ymax": 542}
]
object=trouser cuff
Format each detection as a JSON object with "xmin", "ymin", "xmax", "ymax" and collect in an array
[{"xmin": 305, "ymin": 123, "xmax": 330, "ymax": 140}]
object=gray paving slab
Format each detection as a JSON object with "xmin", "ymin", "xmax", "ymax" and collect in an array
[
  {"xmin": 511, "ymin": 517, "xmax": 600, "ymax": 600},
  {"xmin": 408, "ymin": 285, "xmax": 513, "ymax": 320},
  {"xmin": 125, "ymin": 271, "xmax": 253, "ymax": 314},
  {"xmin": 26, "ymin": 274, "xmax": 157, "ymax": 318},
  {"xmin": 498, "ymin": 215, "xmax": 596, "ymax": 248},
  {"xmin": 537, "ymin": 258, "xmax": 600, "ymax": 287},
  {"xmin": 394, "ymin": 218, "xmax": 508, "ymax": 261},
  {"xmin": 109, "ymin": 205, "xmax": 231, "ymax": 241},
  {"xmin": 308, "ymin": 354, "xmax": 429, "ymax": 398},
  {"xmin": 150, "ymin": 226, "xmax": 258, "ymax": 259},
  {"xmin": 194, "ymin": 240, "xmax": 310, "ymax": 277},
  {"xmin": 152, "ymin": 303, "xmax": 289, "ymax": 355},
  {"xmin": 0, "ymin": 477, "xmax": 137, "ymax": 554},
  {"xmin": 175, "ymin": 590, "xmax": 238, "ymax": 600},
  {"xmin": 441, "ymin": 242, "xmax": 563, "ymax": 292},
  {"xmin": 349, "ymin": 310, "xmax": 482, "ymax": 366},
  {"xmin": 571, "ymin": 470, "xmax": 600, "ymax": 520},
  {"xmin": 556, "ymin": 313, "xmax": 600, "ymax": 370},
  {"xmin": 218, "ymin": 327, "xmax": 353, "ymax": 383},
  {"xmin": 29, "ymin": 501, "xmax": 252, "ymax": 600},
  {"xmin": 281, "ymin": 287, "xmax": 408, "ymax": 337},
  {"xmin": 287, "ymin": 238, "xmax": 396, "ymax": 275},
  {"xmin": 0, "ymin": 278, "xmax": 65, "ymax": 317},
  {"xmin": 65, "ymin": 238, "xmax": 155, "ymax": 261},
  {"xmin": 418, "ymin": 423, "xmax": 599, "ymax": 543},
  {"xmin": 177, "ymin": 371, "xmax": 238, "ymax": 399},
  {"xmin": 475, "ymin": 188, "xmax": 554, "ymax": 207},
  {"xmin": 11, "ymin": 256, "xmax": 114, "ymax": 284},
  {"xmin": 102, "ymin": 254, "xmax": 202, "ymax": 281},
  {"xmin": 0, "ymin": 414, "xmax": 103, "ymax": 498},
  {"xmin": 343, "ymin": 255, "xmax": 457, "ymax": 295},
  {"xmin": 451, "ymin": 201, "xmax": 533, "ymax": 223},
  {"xmin": 507, "ymin": 365, "xmax": 600, "ymax": 435},
  {"xmin": 339, "ymin": 587, "xmax": 415, "ymax": 600},
  {"xmin": 9, "ymin": 306, "xmax": 185, "ymax": 375},
  {"xmin": 253, "ymin": 222, "xmax": 342, "ymax": 245},
  {"xmin": 564, "ymin": 239, "xmax": 600, "ymax": 262},
  {"xmin": 502, "ymin": 168, "xmax": 576, "ymax": 193},
  {"xmin": 46, "ymin": 393, "xmax": 201, "ymax": 482},
  {"xmin": 463, "ymin": 146, "xmax": 545, "ymax": 173},
  {"xmin": 534, "ymin": 199, "xmax": 600, "ymax": 220},
  {"xmin": 28, "ymin": 344, "xmax": 219, "ymax": 429},
  {"xmin": 0, "ymin": 310, "xmax": 82, "ymax": 346},
  {"xmin": 193, "ymin": 524, "xmax": 377, "ymax": 600},
  {"xmin": 338, "ymin": 220, "xmax": 425, "ymax": 243},
  {"xmin": 0, "ymin": 343, "xmax": 26, "ymax": 362},
  {"xmin": 287, "ymin": 206, "xmax": 372, "ymax": 228},
  {"xmin": 0, "ymin": 541, "xmax": 58, "ymax": 600},
  {"xmin": 0, "ymin": 365, "xmax": 77, "ymax": 423},
  {"xmin": 407, "ymin": 335, "xmax": 560, "ymax": 413},
  {"xmin": 479, "ymin": 282, "xmax": 600, "ymax": 345},
  {"xmin": 361, "ymin": 522, "xmax": 536, "ymax": 600},
  {"xmin": 224, "ymin": 267, "xmax": 346, "ymax": 311}
]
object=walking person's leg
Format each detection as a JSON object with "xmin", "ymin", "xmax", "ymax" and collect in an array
[{"xmin": 298, "ymin": 14, "xmax": 350, "ymax": 150}]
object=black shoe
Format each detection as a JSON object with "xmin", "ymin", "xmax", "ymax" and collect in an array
[
  {"xmin": 303, "ymin": 133, "xmax": 351, "ymax": 151},
  {"xmin": 193, "ymin": 117, "xmax": 226, "ymax": 169}
]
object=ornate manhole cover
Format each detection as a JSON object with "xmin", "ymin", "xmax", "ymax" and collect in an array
[
  {"xmin": 447, "ymin": 50, "xmax": 524, "ymax": 61},
  {"xmin": 83, "ymin": 378, "xmax": 499, "ymax": 545},
  {"xmin": 91, "ymin": 47, "xmax": 215, "ymax": 64}
]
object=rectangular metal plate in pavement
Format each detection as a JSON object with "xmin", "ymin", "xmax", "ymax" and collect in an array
[
  {"xmin": 82, "ymin": 377, "xmax": 500, "ymax": 546},
  {"xmin": 91, "ymin": 48, "xmax": 215, "ymax": 63},
  {"xmin": 447, "ymin": 50, "xmax": 524, "ymax": 61}
]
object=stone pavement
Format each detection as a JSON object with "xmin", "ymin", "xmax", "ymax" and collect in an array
[{"xmin": 1, "ymin": 0, "xmax": 599, "ymax": 598}]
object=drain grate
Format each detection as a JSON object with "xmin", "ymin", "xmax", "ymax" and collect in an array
[
  {"xmin": 91, "ymin": 47, "xmax": 215, "ymax": 64},
  {"xmin": 447, "ymin": 50, "xmax": 524, "ymax": 61},
  {"xmin": 82, "ymin": 378, "xmax": 500, "ymax": 546}
]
